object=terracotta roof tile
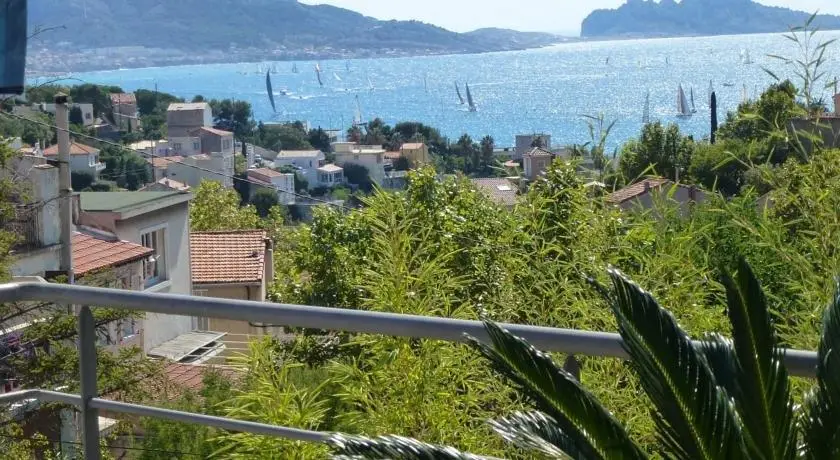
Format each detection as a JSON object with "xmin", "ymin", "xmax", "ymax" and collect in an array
[
  {"xmin": 146, "ymin": 156, "xmax": 184, "ymax": 168},
  {"xmin": 191, "ymin": 231, "xmax": 267, "ymax": 284},
  {"xmin": 43, "ymin": 142, "xmax": 99, "ymax": 156},
  {"xmin": 400, "ymin": 143, "xmax": 425, "ymax": 150},
  {"xmin": 607, "ymin": 178, "xmax": 671, "ymax": 204},
  {"xmin": 72, "ymin": 232, "xmax": 153, "ymax": 276},
  {"xmin": 471, "ymin": 178, "xmax": 518, "ymax": 206}
]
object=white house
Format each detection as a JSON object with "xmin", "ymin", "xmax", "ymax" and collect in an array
[
  {"xmin": 333, "ymin": 145, "xmax": 386, "ymax": 185},
  {"xmin": 168, "ymin": 136, "xmax": 203, "ymax": 157},
  {"xmin": 166, "ymin": 152, "xmax": 234, "ymax": 189},
  {"xmin": 77, "ymin": 191, "xmax": 196, "ymax": 352},
  {"xmin": 129, "ymin": 140, "xmax": 173, "ymax": 158},
  {"xmin": 42, "ymin": 142, "xmax": 106, "ymax": 179},
  {"xmin": 317, "ymin": 164, "xmax": 344, "ymax": 187},
  {"xmin": 273, "ymin": 150, "xmax": 325, "ymax": 186},
  {"xmin": 247, "ymin": 168, "xmax": 295, "ymax": 205},
  {"xmin": 166, "ymin": 102, "xmax": 213, "ymax": 138}
]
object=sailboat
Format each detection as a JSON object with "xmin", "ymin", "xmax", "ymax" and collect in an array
[
  {"xmin": 455, "ymin": 81, "xmax": 465, "ymax": 105},
  {"xmin": 742, "ymin": 84, "xmax": 749, "ymax": 104},
  {"xmin": 333, "ymin": 72, "xmax": 342, "ymax": 82},
  {"xmin": 742, "ymin": 49, "xmax": 754, "ymax": 65},
  {"xmin": 266, "ymin": 71, "xmax": 276, "ymax": 113},
  {"xmin": 271, "ymin": 64, "xmax": 278, "ymax": 74},
  {"xmin": 690, "ymin": 87, "xmax": 697, "ymax": 113},
  {"xmin": 292, "ymin": 63, "xmax": 299, "ymax": 74},
  {"xmin": 642, "ymin": 90, "xmax": 651, "ymax": 124},
  {"xmin": 676, "ymin": 84, "xmax": 692, "ymax": 118},
  {"xmin": 346, "ymin": 61, "xmax": 351, "ymax": 73},
  {"xmin": 315, "ymin": 63, "xmax": 323, "ymax": 87},
  {"xmin": 353, "ymin": 95, "xmax": 363, "ymax": 126},
  {"xmin": 368, "ymin": 76, "xmax": 374, "ymax": 91},
  {"xmin": 424, "ymin": 75, "xmax": 429, "ymax": 93},
  {"xmin": 465, "ymin": 83, "xmax": 477, "ymax": 112}
]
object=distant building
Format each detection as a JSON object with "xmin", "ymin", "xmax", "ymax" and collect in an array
[
  {"xmin": 273, "ymin": 150, "xmax": 325, "ymax": 186},
  {"xmin": 247, "ymin": 168, "xmax": 296, "ymax": 205},
  {"xmin": 515, "ymin": 134, "xmax": 551, "ymax": 159},
  {"xmin": 333, "ymin": 144, "xmax": 386, "ymax": 185},
  {"xmin": 189, "ymin": 127, "xmax": 234, "ymax": 156},
  {"xmin": 110, "ymin": 93, "xmax": 139, "ymax": 133},
  {"xmin": 316, "ymin": 164, "xmax": 344, "ymax": 187},
  {"xmin": 168, "ymin": 136, "xmax": 202, "ymax": 157},
  {"xmin": 139, "ymin": 177, "xmax": 191, "ymax": 192},
  {"xmin": 166, "ymin": 102, "xmax": 212, "ymax": 138},
  {"xmin": 167, "ymin": 152, "xmax": 234, "ymax": 189},
  {"xmin": 471, "ymin": 178, "xmax": 518, "ymax": 209},
  {"xmin": 523, "ymin": 147, "xmax": 553, "ymax": 180},
  {"xmin": 35, "ymin": 102, "xmax": 95, "ymax": 126},
  {"xmin": 400, "ymin": 142, "xmax": 431, "ymax": 166},
  {"xmin": 129, "ymin": 140, "xmax": 173, "ymax": 159},
  {"xmin": 42, "ymin": 141, "xmax": 106, "ymax": 179},
  {"xmin": 146, "ymin": 156, "xmax": 184, "ymax": 182},
  {"xmin": 77, "ymin": 190, "xmax": 195, "ymax": 352},
  {"xmin": 606, "ymin": 178, "xmax": 706, "ymax": 213}
]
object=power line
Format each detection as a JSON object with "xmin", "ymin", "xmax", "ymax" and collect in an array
[{"xmin": 0, "ymin": 111, "xmax": 352, "ymax": 211}]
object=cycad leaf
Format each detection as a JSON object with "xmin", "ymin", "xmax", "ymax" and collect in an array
[
  {"xmin": 466, "ymin": 321, "xmax": 646, "ymax": 460},
  {"xmin": 607, "ymin": 268, "xmax": 746, "ymax": 460},
  {"xmin": 698, "ymin": 334, "xmax": 740, "ymax": 399},
  {"xmin": 800, "ymin": 279, "xmax": 840, "ymax": 458},
  {"xmin": 489, "ymin": 411, "xmax": 579, "ymax": 459},
  {"xmin": 720, "ymin": 259, "xmax": 795, "ymax": 460},
  {"xmin": 328, "ymin": 434, "xmax": 488, "ymax": 460}
]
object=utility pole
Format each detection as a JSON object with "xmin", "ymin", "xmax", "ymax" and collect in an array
[{"xmin": 55, "ymin": 93, "xmax": 74, "ymax": 285}]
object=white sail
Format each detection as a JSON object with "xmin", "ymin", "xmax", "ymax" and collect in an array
[
  {"xmin": 690, "ymin": 87, "xmax": 697, "ymax": 113},
  {"xmin": 677, "ymin": 84, "xmax": 691, "ymax": 117},
  {"xmin": 642, "ymin": 91, "xmax": 651, "ymax": 124},
  {"xmin": 353, "ymin": 95, "xmax": 363, "ymax": 126},
  {"xmin": 455, "ymin": 81, "xmax": 465, "ymax": 105},
  {"xmin": 742, "ymin": 84, "xmax": 748, "ymax": 104},
  {"xmin": 368, "ymin": 76, "xmax": 374, "ymax": 91},
  {"xmin": 333, "ymin": 72, "xmax": 342, "ymax": 82}
]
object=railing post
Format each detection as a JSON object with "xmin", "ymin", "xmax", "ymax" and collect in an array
[{"xmin": 78, "ymin": 306, "xmax": 101, "ymax": 460}]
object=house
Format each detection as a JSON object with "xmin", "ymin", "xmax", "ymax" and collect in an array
[
  {"xmin": 471, "ymin": 178, "xmax": 518, "ymax": 209},
  {"xmin": 333, "ymin": 145, "xmax": 386, "ymax": 184},
  {"xmin": 515, "ymin": 134, "xmax": 551, "ymax": 159},
  {"xmin": 35, "ymin": 102, "xmax": 95, "ymax": 126},
  {"xmin": 129, "ymin": 140, "xmax": 172, "ymax": 159},
  {"xmin": 146, "ymin": 156, "xmax": 184, "ymax": 182},
  {"xmin": 607, "ymin": 178, "xmax": 706, "ymax": 212},
  {"xmin": 139, "ymin": 177, "xmax": 191, "ymax": 192},
  {"xmin": 72, "ymin": 230, "xmax": 154, "ymax": 350},
  {"xmin": 316, "ymin": 164, "xmax": 344, "ymax": 187},
  {"xmin": 245, "ymin": 143, "xmax": 277, "ymax": 167},
  {"xmin": 189, "ymin": 127, "xmax": 234, "ymax": 156},
  {"xmin": 92, "ymin": 120, "xmax": 121, "ymax": 142},
  {"xmin": 77, "ymin": 191, "xmax": 195, "ymax": 352},
  {"xmin": 400, "ymin": 142, "xmax": 431, "ymax": 166},
  {"xmin": 273, "ymin": 150, "xmax": 325, "ymax": 186},
  {"xmin": 8, "ymin": 164, "xmax": 62, "ymax": 278},
  {"xmin": 191, "ymin": 230, "xmax": 278, "ymax": 355},
  {"xmin": 167, "ymin": 136, "xmax": 202, "ymax": 157},
  {"xmin": 246, "ymin": 168, "xmax": 296, "ymax": 205},
  {"xmin": 523, "ymin": 147, "xmax": 553, "ymax": 180},
  {"xmin": 110, "ymin": 93, "xmax": 139, "ymax": 133},
  {"xmin": 166, "ymin": 152, "xmax": 234, "ymax": 188},
  {"xmin": 42, "ymin": 142, "xmax": 106, "ymax": 179},
  {"xmin": 166, "ymin": 102, "xmax": 212, "ymax": 138}
]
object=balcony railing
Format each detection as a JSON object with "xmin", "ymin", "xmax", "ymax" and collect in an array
[{"xmin": 0, "ymin": 281, "xmax": 820, "ymax": 459}]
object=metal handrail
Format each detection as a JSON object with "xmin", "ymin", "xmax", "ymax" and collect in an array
[{"xmin": 0, "ymin": 281, "xmax": 821, "ymax": 459}]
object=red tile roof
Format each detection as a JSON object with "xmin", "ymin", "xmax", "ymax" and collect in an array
[
  {"xmin": 110, "ymin": 93, "xmax": 136, "ymax": 105},
  {"xmin": 191, "ymin": 231, "xmax": 267, "ymax": 284},
  {"xmin": 400, "ymin": 143, "xmax": 425, "ymax": 150},
  {"xmin": 73, "ymin": 232, "xmax": 153, "ymax": 276},
  {"xmin": 43, "ymin": 142, "xmax": 99, "ymax": 156},
  {"xmin": 471, "ymin": 178, "xmax": 518, "ymax": 206},
  {"xmin": 190, "ymin": 126, "xmax": 233, "ymax": 137},
  {"xmin": 607, "ymin": 178, "xmax": 671, "ymax": 204},
  {"xmin": 146, "ymin": 156, "xmax": 184, "ymax": 168}
]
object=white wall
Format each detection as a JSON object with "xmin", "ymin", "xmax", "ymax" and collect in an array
[
  {"xmin": 113, "ymin": 201, "xmax": 193, "ymax": 352},
  {"xmin": 69, "ymin": 153, "xmax": 104, "ymax": 179},
  {"xmin": 274, "ymin": 152, "xmax": 324, "ymax": 186},
  {"xmin": 334, "ymin": 152, "xmax": 386, "ymax": 184},
  {"xmin": 168, "ymin": 137, "xmax": 202, "ymax": 157}
]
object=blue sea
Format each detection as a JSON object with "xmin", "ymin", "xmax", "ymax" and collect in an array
[{"xmin": 49, "ymin": 31, "xmax": 840, "ymax": 150}]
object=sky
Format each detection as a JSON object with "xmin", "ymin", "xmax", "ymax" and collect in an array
[{"xmin": 299, "ymin": 0, "xmax": 840, "ymax": 35}]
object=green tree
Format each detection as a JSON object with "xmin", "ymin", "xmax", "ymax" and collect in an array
[
  {"xmin": 453, "ymin": 134, "xmax": 479, "ymax": 174},
  {"xmin": 68, "ymin": 106, "xmax": 84, "ymax": 125},
  {"xmin": 307, "ymin": 127, "xmax": 332, "ymax": 152},
  {"xmin": 688, "ymin": 140, "xmax": 753, "ymax": 196},
  {"xmin": 251, "ymin": 187, "xmax": 280, "ymax": 218},
  {"xmin": 134, "ymin": 88, "xmax": 183, "ymax": 116},
  {"xmin": 342, "ymin": 163, "xmax": 373, "ymax": 192},
  {"xmin": 71, "ymin": 171, "xmax": 95, "ymax": 191},
  {"xmin": 190, "ymin": 180, "xmax": 262, "ymax": 231},
  {"xmin": 619, "ymin": 122, "xmax": 694, "ymax": 183},
  {"xmin": 259, "ymin": 122, "xmax": 312, "ymax": 151},
  {"xmin": 331, "ymin": 260, "xmax": 840, "ymax": 459},
  {"xmin": 479, "ymin": 135, "xmax": 495, "ymax": 174},
  {"xmin": 210, "ymin": 98, "xmax": 255, "ymax": 141},
  {"xmin": 68, "ymin": 83, "xmax": 123, "ymax": 118}
]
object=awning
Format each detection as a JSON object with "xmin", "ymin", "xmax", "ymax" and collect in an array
[{"xmin": 148, "ymin": 331, "xmax": 226, "ymax": 362}]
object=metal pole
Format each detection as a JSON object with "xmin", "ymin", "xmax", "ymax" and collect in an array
[
  {"xmin": 77, "ymin": 306, "xmax": 100, "ymax": 460},
  {"xmin": 54, "ymin": 94, "xmax": 74, "ymax": 285}
]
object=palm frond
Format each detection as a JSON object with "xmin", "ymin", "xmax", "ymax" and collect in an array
[
  {"xmin": 607, "ymin": 268, "xmax": 747, "ymax": 460},
  {"xmin": 720, "ymin": 259, "xmax": 795, "ymax": 459},
  {"xmin": 698, "ymin": 333, "xmax": 740, "ymax": 399},
  {"xmin": 488, "ymin": 411, "xmax": 580, "ymax": 459},
  {"xmin": 328, "ymin": 434, "xmax": 488, "ymax": 460},
  {"xmin": 466, "ymin": 321, "xmax": 646, "ymax": 459},
  {"xmin": 800, "ymin": 278, "xmax": 840, "ymax": 458}
]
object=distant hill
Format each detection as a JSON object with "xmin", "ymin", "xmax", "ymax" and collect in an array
[
  {"xmin": 581, "ymin": 0, "xmax": 840, "ymax": 38},
  {"xmin": 28, "ymin": 0, "xmax": 558, "ymax": 54}
]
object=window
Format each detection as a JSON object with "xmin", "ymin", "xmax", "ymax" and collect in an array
[
  {"xmin": 193, "ymin": 142, "xmax": 200, "ymax": 151},
  {"xmin": 141, "ymin": 228, "xmax": 166, "ymax": 288},
  {"xmin": 173, "ymin": 143, "xmax": 182, "ymax": 150},
  {"xmin": 353, "ymin": 155, "xmax": 360, "ymax": 161},
  {"xmin": 309, "ymin": 160, "xmax": 313, "ymax": 167},
  {"xmin": 223, "ymin": 139, "xmax": 232, "ymax": 150},
  {"xmin": 120, "ymin": 318, "xmax": 137, "ymax": 341},
  {"xmin": 85, "ymin": 113, "xmax": 92, "ymax": 120}
]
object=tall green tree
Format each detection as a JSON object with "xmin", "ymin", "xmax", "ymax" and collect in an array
[
  {"xmin": 479, "ymin": 135, "xmax": 495, "ymax": 174},
  {"xmin": 190, "ymin": 180, "xmax": 262, "ymax": 231},
  {"xmin": 619, "ymin": 122, "xmax": 694, "ymax": 183}
]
